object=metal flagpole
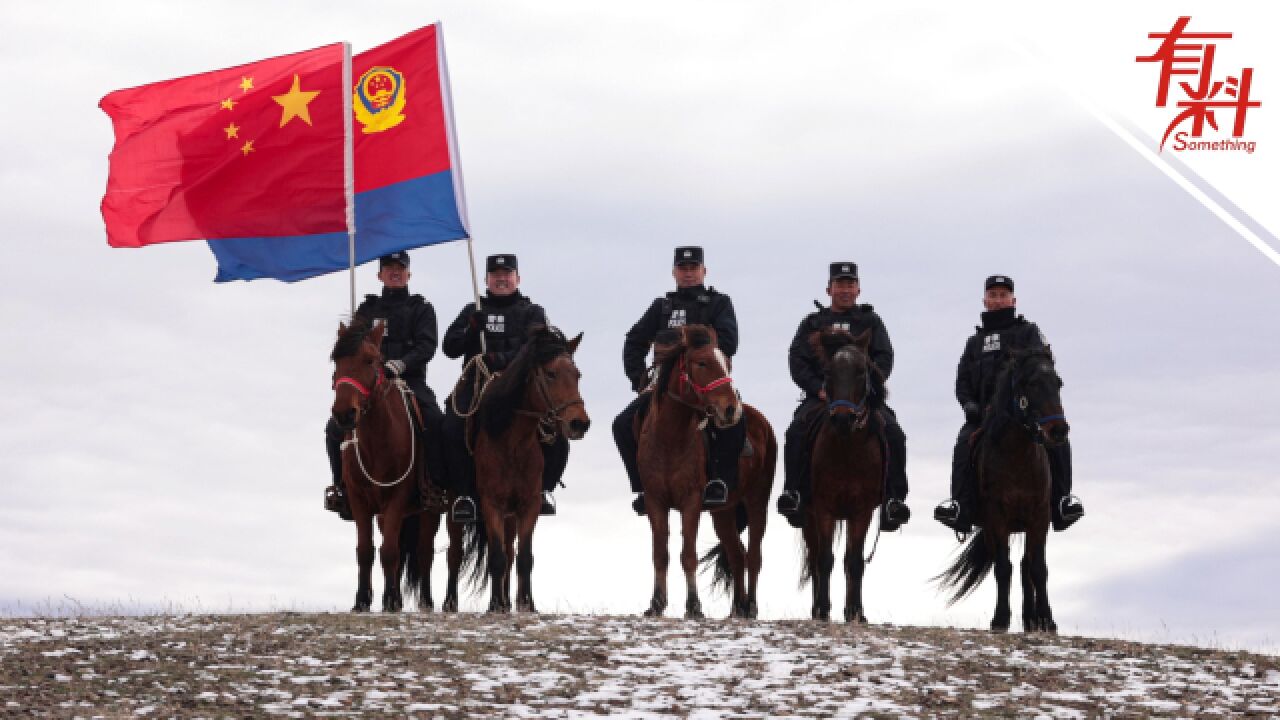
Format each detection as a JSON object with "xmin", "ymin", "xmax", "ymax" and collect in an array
[{"xmin": 342, "ymin": 42, "xmax": 357, "ymax": 316}]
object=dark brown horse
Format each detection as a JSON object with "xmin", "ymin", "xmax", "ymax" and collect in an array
[
  {"xmin": 331, "ymin": 317, "xmax": 463, "ymax": 613},
  {"xmin": 638, "ymin": 324, "xmax": 777, "ymax": 619},
  {"xmin": 462, "ymin": 326, "xmax": 589, "ymax": 613},
  {"xmin": 799, "ymin": 327, "xmax": 884, "ymax": 623},
  {"xmin": 937, "ymin": 346, "xmax": 1069, "ymax": 633}
]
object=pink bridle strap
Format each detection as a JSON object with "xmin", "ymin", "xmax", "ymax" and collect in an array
[
  {"xmin": 679, "ymin": 356, "xmax": 733, "ymax": 395},
  {"xmin": 333, "ymin": 369, "xmax": 384, "ymax": 398}
]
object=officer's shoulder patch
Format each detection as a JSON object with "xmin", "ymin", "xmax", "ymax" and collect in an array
[
  {"xmin": 364, "ymin": 293, "xmax": 379, "ymax": 301},
  {"xmin": 859, "ymin": 303, "xmax": 875, "ymax": 312}
]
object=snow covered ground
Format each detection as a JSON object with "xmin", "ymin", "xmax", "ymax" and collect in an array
[{"xmin": 2, "ymin": 612, "xmax": 1277, "ymax": 717}]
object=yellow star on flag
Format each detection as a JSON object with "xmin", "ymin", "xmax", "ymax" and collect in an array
[
  {"xmin": 272, "ymin": 74, "xmax": 320, "ymax": 128},
  {"xmin": 220, "ymin": 98, "xmax": 236, "ymax": 111},
  {"xmin": 224, "ymin": 122, "xmax": 240, "ymax": 139},
  {"xmin": 241, "ymin": 140, "xmax": 254, "ymax": 156},
  {"xmin": 239, "ymin": 76, "xmax": 254, "ymax": 92}
]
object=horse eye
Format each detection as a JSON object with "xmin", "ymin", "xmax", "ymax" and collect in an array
[
  {"xmin": 546, "ymin": 371, "xmax": 558, "ymax": 380},
  {"xmin": 695, "ymin": 361, "xmax": 706, "ymax": 368}
]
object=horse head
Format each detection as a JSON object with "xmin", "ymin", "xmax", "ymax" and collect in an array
[
  {"xmin": 669, "ymin": 324, "xmax": 742, "ymax": 428},
  {"xmin": 532, "ymin": 326, "xmax": 590, "ymax": 440},
  {"xmin": 1006, "ymin": 347, "xmax": 1069, "ymax": 446},
  {"xmin": 330, "ymin": 316, "xmax": 386, "ymax": 432},
  {"xmin": 810, "ymin": 327, "xmax": 873, "ymax": 430}
]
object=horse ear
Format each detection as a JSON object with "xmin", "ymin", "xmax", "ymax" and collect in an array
[
  {"xmin": 368, "ymin": 322, "xmax": 386, "ymax": 346},
  {"xmin": 338, "ymin": 321, "xmax": 348, "ymax": 337},
  {"xmin": 568, "ymin": 332, "xmax": 583, "ymax": 356},
  {"xmin": 853, "ymin": 328, "xmax": 872, "ymax": 352}
]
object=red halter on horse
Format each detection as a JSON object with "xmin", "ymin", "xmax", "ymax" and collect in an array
[
  {"xmin": 636, "ymin": 324, "xmax": 777, "ymax": 619},
  {"xmin": 330, "ymin": 316, "xmax": 463, "ymax": 613}
]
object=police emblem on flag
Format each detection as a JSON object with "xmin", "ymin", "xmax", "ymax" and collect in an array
[{"xmin": 353, "ymin": 66, "xmax": 407, "ymax": 134}]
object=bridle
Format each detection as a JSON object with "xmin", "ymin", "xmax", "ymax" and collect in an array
[
  {"xmin": 1009, "ymin": 357, "xmax": 1067, "ymax": 443},
  {"xmin": 515, "ymin": 357, "xmax": 586, "ymax": 444},
  {"xmin": 332, "ymin": 365, "xmax": 417, "ymax": 487},
  {"xmin": 666, "ymin": 352, "xmax": 735, "ymax": 425},
  {"xmin": 825, "ymin": 348, "xmax": 872, "ymax": 429}
]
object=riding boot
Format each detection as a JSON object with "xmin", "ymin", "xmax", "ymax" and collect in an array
[
  {"xmin": 879, "ymin": 419, "xmax": 911, "ymax": 531},
  {"xmin": 778, "ymin": 404, "xmax": 817, "ymax": 528},
  {"xmin": 442, "ymin": 404, "xmax": 478, "ymax": 524},
  {"xmin": 1048, "ymin": 440, "xmax": 1083, "ymax": 531},
  {"xmin": 323, "ymin": 420, "xmax": 352, "ymax": 521},
  {"xmin": 934, "ymin": 424, "xmax": 978, "ymax": 533},
  {"xmin": 613, "ymin": 394, "xmax": 648, "ymax": 514},
  {"xmin": 703, "ymin": 420, "xmax": 744, "ymax": 509},
  {"xmin": 539, "ymin": 436, "xmax": 569, "ymax": 516}
]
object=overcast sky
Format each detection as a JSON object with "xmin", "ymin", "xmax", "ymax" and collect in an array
[{"xmin": 3, "ymin": 1, "xmax": 1277, "ymax": 652}]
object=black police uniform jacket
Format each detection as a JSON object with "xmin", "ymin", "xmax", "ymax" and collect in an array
[
  {"xmin": 955, "ymin": 306, "xmax": 1047, "ymax": 410},
  {"xmin": 356, "ymin": 287, "xmax": 437, "ymax": 392},
  {"xmin": 442, "ymin": 291, "xmax": 548, "ymax": 372},
  {"xmin": 622, "ymin": 284, "xmax": 738, "ymax": 389},
  {"xmin": 789, "ymin": 304, "xmax": 894, "ymax": 399}
]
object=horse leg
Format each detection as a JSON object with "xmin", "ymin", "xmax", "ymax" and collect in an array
[
  {"xmin": 503, "ymin": 515, "xmax": 518, "ymax": 612},
  {"xmin": 1020, "ymin": 554, "xmax": 1037, "ymax": 632},
  {"xmin": 811, "ymin": 512, "xmax": 835, "ymax": 622},
  {"xmin": 644, "ymin": 504, "xmax": 669, "ymax": 617},
  {"xmin": 680, "ymin": 508, "xmax": 704, "ymax": 619},
  {"xmin": 515, "ymin": 509, "xmax": 539, "ymax": 613},
  {"xmin": 1028, "ymin": 527, "xmax": 1056, "ymax": 633},
  {"xmin": 378, "ymin": 511, "xmax": 405, "ymax": 613},
  {"xmin": 709, "ymin": 509, "xmax": 747, "ymax": 618},
  {"xmin": 844, "ymin": 511, "xmax": 872, "ymax": 624},
  {"xmin": 352, "ymin": 510, "xmax": 375, "ymax": 613},
  {"xmin": 990, "ymin": 531, "xmax": 1013, "ymax": 633},
  {"xmin": 442, "ymin": 513, "xmax": 463, "ymax": 613},
  {"xmin": 744, "ymin": 496, "xmax": 767, "ymax": 620},
  {"xmin": 483, "ymin": 505, "xmax": 509, "ymax": 614},
  {"xmin": 418, "ymin": 512, "xmax": 439, "ymax": 613}
]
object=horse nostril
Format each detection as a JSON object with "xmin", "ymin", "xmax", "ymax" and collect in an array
[{"xmin": 570, "ymin": 419, "xmax": 590, "ymax": 436}]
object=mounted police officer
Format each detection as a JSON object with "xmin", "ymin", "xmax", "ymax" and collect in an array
[
  {"xmin": 324, "ymin": 251, "xmax": 445, "ymax": 520},
  {"xmin": 776, "ymin": 262, "xmax": 911, "ymax": 531},
  {"xmin": 933, "ymin": 274, "xmax": 1085, "ymax": 533},
  {"xmin": 614, "ymin": 246, "xmax": 743, "ymax": 514},
  {"xmin": 440, "ymin": 253, "xmax": 566, "ymax": 523}
]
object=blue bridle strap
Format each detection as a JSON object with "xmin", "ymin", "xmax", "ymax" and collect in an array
[
  {"xmin": 828, "ymin": 399, "xmax": 864, "ymax": 413},
  {"xmin": 1037, "ymin": 413, "xmax": 1067, "ymax": 424}
]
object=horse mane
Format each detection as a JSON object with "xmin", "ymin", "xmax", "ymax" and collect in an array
[
  {"xmin": 653, "ymin": 325, "xmax": 716, "ymax": 397},
  {"xmin": 984, "ymin": 347, "xmax": 1054, "ymax": 440},
  {"xmin": 331, "ymin": 314, "xmax": 375, "ymax": 361},
  {"xmin": 476, "ymin": 324, "xmax": 569, "ymax": 437}
]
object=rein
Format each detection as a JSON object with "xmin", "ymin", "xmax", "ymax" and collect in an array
[
  {"xmin": 664, "ymin": 354, "xmax": 734, "ymax": 427},
  {"xmin": 334, "ymin": 372, "xmax": 417, "ymax": 488}
]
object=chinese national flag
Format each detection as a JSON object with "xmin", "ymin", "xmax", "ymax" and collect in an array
[{"xmin": 100, "ymin": 43, "xmax": 347, "ymax": 248}]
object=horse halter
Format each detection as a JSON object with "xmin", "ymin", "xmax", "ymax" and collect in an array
[
  {"xmin": 333, "ymin": 368, "xmax": 386, "ymax": 421},
  {"xmin": 672, "ymin": 353, "xmax": 734, "ymax": 418},
  {"xmin": 517, "ymin": 360, "xmax": 585, "ymax": 444}
]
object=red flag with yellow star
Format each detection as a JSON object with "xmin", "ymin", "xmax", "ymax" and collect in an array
[{"xmin": 100, "ymin": 43, "xmax": 348, "ymax": 248}]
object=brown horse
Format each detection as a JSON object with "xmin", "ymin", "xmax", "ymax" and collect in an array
[
  {"xmin": 799, "ymin": 327, "xmax": 884, "ymax": 623},
  {"xmin": 937, "ymin": 346, "xmax": 1069, "ymax": 633},
  {"xmin": 330, "ymin": 316, "xmax": 463, "ymax": 613},
  {"xmin": 461, "ymin": 325, "xmax": 589, "ymax": 613},
  {"xmin": 638, "ymin": 324, "xmax": 777, "ymax": 619}
]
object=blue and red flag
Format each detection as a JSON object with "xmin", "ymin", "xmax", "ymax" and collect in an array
[
  {"xmin": 100, "ymin": 44, "xmax": 349, "ymax": 249},
  {"xmin": 208, "ymin": 24, "xmax": 471, "ymax": 282}
]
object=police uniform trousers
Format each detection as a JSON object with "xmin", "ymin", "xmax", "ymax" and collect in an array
[
  {"xmin": 441, "ymin": 378, "xmax": 569, "ymax": 499},
  {"xmin": 949, "ymin": 423, "xmax": 1073, "ymax": 505},
  {"xmin": 612, "ymin": 391, "xmax": 746, "ymax": 494},
  {"xmin": 326, "ymin": 378, "xmax": 444, "ymax": 492},
  {"xmin": 783, "ymin": 396, "xmax": 909, "ymax": 502}
]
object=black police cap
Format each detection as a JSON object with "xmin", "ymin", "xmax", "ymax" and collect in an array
[
  {"xmin": 673, "ymin": 246, "xmax": 704, "ymax": 266},
  {"xmin": 379, "ymin": 251, "xmax": 410, "ymax": 268},
  {"xmin": 829, "ymin": 262, "xmax": 859, "ymax": 281},
  {"xmin": 985, "ymin": 274, "xmax": 1014, "ymax": 292},
  {"xmin": 486, "ymin": 254, "xmax": 519, "ymax": 272}
]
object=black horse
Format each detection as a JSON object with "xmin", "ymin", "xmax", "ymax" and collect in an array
[{"xmin": 937, "ymin": 347, "xmax": 1069, "ymax": 633}]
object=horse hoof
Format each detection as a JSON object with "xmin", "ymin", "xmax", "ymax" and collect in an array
[
  {"xmin": 419, "ymin": 601, "xmax": 434, "ymax": 614},
  {"xmin": 990, "ymin": 624, "xmax": 1009, "ymax": 634},
  {"xmin": 518, "ymin": 602, "xmax": 537, "ymax": 614},
  {"xmin": 845, "ymin": 609, "xmax": 868, "ymax": 624},
  {"xmin": 685, "ymin": 609, "xmax": 705, "ymax": 620},
  {"xmin": 643, "ymin": 607, "xmax": 664, "ymax": 618},
  {"xmin": 442, "ymin": 599, "xmax": 458, "ymax": 613},
  {"xmin": 351, "ymin": 604, "xmax": 370, "ymax": 613}
]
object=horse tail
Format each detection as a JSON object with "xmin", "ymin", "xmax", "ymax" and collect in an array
[
  {"xmin": 934, "ymin": 529, "xmax": 992, "ymax": 605},
  {"xmin": 460, "ymin": 515, "xmax": 490, "ymax": 593},
  {"xmin": 698, "ymin": 501, "xmax": 750, "ymax": 596},
  {"xmin": 399, "ymin": 513, "xmax": 424, "ymax": 606}
]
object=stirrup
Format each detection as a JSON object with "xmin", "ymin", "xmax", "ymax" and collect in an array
[
  {"xmin": 451, "ymin": 496, "xmax": 478, "ymax": 524},
  {"xmin": 324, "ymin": 486, "xmax": 352, "ymax": 521},
  {"xmin": 1053, "ymin": 495, "xmax": 1084, "ymax": 531},
  {"xmin": 540, "ymin": 492, "xmax": 557, "ymax": 517},
  {"xmin": 933, "ymin": 500, "xmax": 970, "ymax": 534},
  {"xmin": 776, "ymin": 490, "xmax": 801, "ymax": 514},
  {"xmin": 631, "ymin": 493, "xmax": 647, "ymax": 517},
  {"xmin": 702, "ymin": 478, "xmax": 728, "ymax": 508},
  {"xmin": 881, "ymin": 498, "xmax": 910, "ymax": 531}
]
